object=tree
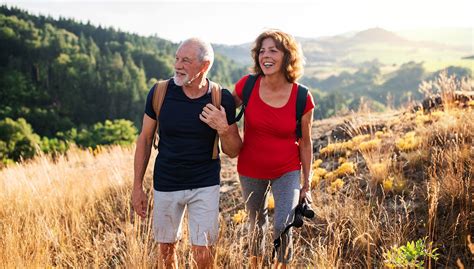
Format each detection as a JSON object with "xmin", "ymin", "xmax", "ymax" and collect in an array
[
  {"xmin": 0, "ymin": 118, "xmax": 40, "ymax": 162},
  {"xmin": 74, "ymin": 119, "xmax": 137, "ymax": 148}
]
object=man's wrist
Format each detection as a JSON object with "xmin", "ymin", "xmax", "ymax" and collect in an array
[{"xmin": 133, "ymin": 180, "xmax": 143, "ymax": 190}]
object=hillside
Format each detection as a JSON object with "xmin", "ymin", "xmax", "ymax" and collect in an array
[
  {"xmin": 1, "ymin": 74, "xmax": 472, "ymax": 268},
  {"xmin": 215, "ymin": 27, "xmax": 472, "ymax": 72},
  {"xmin": 213, "ymin": 27, "xmax": 472, "ymax": 119},
  {"xmin": 0, "ymin": 6, "xmax": 245, "ymax": 137},
  {"xmin": 397, "ymin": 27, "xmax": 473, "ymax": 47}
]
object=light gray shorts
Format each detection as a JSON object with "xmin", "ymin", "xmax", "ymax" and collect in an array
[{"xmin": 153, "ymin": 185, "xmax": 220, "ymax": 246}]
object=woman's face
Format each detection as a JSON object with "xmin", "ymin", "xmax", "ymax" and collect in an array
[{"xmin": 258, "ymin": 37, "xmax": 285, "ymax": 76}]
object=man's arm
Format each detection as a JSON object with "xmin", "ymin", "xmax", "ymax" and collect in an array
[
  {"xmin": 132, "ymin": 114, "xmax": 157, "ymax": 218},
  {"xmin": 200, "ymin": 104, "xmax": 242, "ymax": 158}
]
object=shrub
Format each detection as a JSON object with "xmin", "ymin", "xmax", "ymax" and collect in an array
[
  {"xmin": 327, "ymin": 178, "xmax": 344, "ymax": 194},
  {"xmin": 232, "ymin": 210, "xmax": 247, "ymax": 224},
  {"xmin": 0, "ymin": 117, "xmax": 40, "ymax": 163},
  {"xmin": 40, "ymin": 137, "xmax": 69, "ymax": 156},
  {"xmin": 396, "ymin": 131, "xmax": 420, "ymax": 151},
  {"xmin": 383, "ymin": 237, "xmax": 439, "ymax": 268},
  {"xmin": 335, "ymin": 162, "xmax": 356, "ymax": 176},
  {"xmin": 74, "ymin": 119, "xmax": 137, "ymax": 148}
]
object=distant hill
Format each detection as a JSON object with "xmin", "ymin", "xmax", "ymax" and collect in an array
[
  {"xmin": 213, "ymin": 43, "xmax": 252, "ymax": 66},
  {"xmin": 396, "ymin": 27, "xmax": 472, "ymax": 47},
  {"xmin": 351, "ymin": 27, "xmax": 407, "ymax": 44},
  {"xmin": 214, "ymin": 27, "xmax": 473, "ymax": 75},
  {"xmin": 214, "ymin": 28, "xmax": 472, "ymax": 119}
]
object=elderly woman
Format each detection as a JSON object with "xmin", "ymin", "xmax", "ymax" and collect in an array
[{"xmin": 201, "ymin": 29, "xmax": 314, "ymax": 268}]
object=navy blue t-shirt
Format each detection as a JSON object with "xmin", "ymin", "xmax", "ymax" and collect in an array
[{"xmin": 145, "ymin": 79, "xmax": 236, "ymax": 192}]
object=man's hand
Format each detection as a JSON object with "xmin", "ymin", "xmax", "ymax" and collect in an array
[
  {"xmin": 199, "ymin": 104, "xmax": 229, "ymax": 135},
  {"xmin": 131, "ymin": 187, "xmax": 148, "ymax": 219}
]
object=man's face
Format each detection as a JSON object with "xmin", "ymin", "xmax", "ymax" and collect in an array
[{"xmin": 173, "ymin": 43, "xmax": 205, "ymax": 86}]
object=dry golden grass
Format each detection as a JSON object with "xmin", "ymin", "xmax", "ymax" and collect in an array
[
  {"xmin": 0, "ymin": 75, "xmax": 472, "ymax": 268},
  {"xmin": 309, "ymin": 74, "xmax": 473, "ymax": 268},
  {"xmin": 0, "ymin": 145, "xmax": 138, "ymax": 267}
]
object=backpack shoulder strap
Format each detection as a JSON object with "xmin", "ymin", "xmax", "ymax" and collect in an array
[
  {"xmin": 235, "ymin": 74, "xmax": 258, "ymax": 122},
  {"xmin": 210, "ymin": 81, "xmax": 222, "ymax": 109},
  {"xmin": 295, "ymin": 84, "xmax": 309, "ymax": 139},
  {"xmin": 152, "ymin": 79, "xmax": 169, "ymax": 149},
  {"xmin": 210, "ymin": 81, "xmax": 222, "ymax": 159}
]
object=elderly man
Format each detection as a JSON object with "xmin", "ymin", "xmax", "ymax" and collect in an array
[{"xmin": 132, "ymin": 37, "xmax": 241, "ymax": 268}]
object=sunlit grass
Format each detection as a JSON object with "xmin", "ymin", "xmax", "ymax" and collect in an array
[{"xmin": 0, "ymin": 75, "xmax": 472, "ymax": 267}]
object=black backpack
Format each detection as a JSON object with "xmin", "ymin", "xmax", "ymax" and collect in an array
[{"xmin": 234, "ymin": 74, "xmax": 309, "ymax": 139}]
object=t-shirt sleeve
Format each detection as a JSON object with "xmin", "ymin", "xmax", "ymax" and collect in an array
[
  {"xmin": 144, "ymin": 85, "xmax": 157, "ymax": 120},
  {"xmin": 221, "ymin": 88, "xmax": 236, "ymax": 125},
  {"xmin": 234, "ymin": 75, "xmax": 250, "ymax": 101},
  {"xmin": 303, "ymin": 90, "xmax": 315, "ymax": 115}
]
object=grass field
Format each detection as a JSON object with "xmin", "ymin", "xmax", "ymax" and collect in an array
[{"xmin": 1, "ymin": 76, "xmax": 473, "ymax": 268}]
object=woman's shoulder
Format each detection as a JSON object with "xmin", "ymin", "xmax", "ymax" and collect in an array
[
  {"xmin": 236, "ymin": 74, "xmax": 260, "ymax": 93},
  {"xmin": 236, "ymin": 74, "xmax": 254, "ymax": 85},
  {"xmin": 234, "ymin": 74, "xmax": 253, "ymax": 96},
  {"xmin": 221, "ymin": 88, "xmax": 233, "ymax": 99},
  {"xmin": 295, "ymin": 81, "xmax": 309, "ymax": 89}
]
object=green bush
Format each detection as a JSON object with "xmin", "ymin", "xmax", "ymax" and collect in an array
[
  {"xmin": 74, "ymin": 119, "xmax": 137, "ymax": 148},
  {"xmin": 383, "ymin": 237, "xmax": 439, "ymax": 268},
  {"xmin": 0, "ymin": 118, "xmax": 137, "ymax": 166},
  {"xmin": 0, "ymin": 117, "xmax": 40, "ymax": 163},
  {"xmin": 40, "ymin": 136, "xmax": 69, "ymax": 156}
]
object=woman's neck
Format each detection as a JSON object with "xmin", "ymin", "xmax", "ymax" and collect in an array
[{"xmin": 261, "ymin": 73, "xmax": 290, "ymax": 91}]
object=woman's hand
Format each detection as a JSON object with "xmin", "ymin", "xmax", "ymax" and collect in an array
[{"xmin": 299, "ymin": 183, "xmax": 313, "ymax": 204}]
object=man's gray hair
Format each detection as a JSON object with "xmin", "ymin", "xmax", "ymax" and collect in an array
[{"xmin": 180, "ymin": 37, "xmax": 214, "ymax": 72}]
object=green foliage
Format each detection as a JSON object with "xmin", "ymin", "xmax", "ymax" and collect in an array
[
  {"xmin": 380, "ymin": 62, "xmax": 426, "ymax": 105},
  {"xmin": 209, "ymin": 53, "xmax": 246, "ymax": 89},
  {"xmin": 0, "ymin": 6, "xmax": 244, "ymax": 136},
  {"xmin": 0, "ymin": 117, "xmax": 40, "ymax": 163},
  {"xmin": 74, "ymin": 119, "xmax": 137, "ymax": 148},
  {"xmin": 40, "ymin": 136, "xmax": 69, "ymax": 156},
  {"xmin": 304, "ymin": 61, "xmax": 472, "ymax": 118},
  {"xmin": 383, "ymin": 237, "xmax": 439, "ymax": 268},
  {"xmin": 0, "ymin": 117, "xmax": 136, "ymax": 165}
]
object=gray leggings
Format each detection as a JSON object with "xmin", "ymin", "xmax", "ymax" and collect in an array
[{"xmin": 239, "ymin": 170, "xmax": 300, "ymax": 264}]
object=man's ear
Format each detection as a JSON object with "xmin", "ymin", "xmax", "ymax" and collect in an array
[{"xmin": 201, "ymin": 60, "xmax": 211, "ymax": 73}]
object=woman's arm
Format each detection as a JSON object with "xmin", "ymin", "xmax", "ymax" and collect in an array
[
  {"xmin": 232, "ymin": 89, "xmax": 243, "ymax": 108},
  {"xmin": 299, "ymin": 106, "xmax": 314, "ymax": 203}
]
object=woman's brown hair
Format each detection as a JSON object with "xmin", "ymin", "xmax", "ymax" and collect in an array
[{"xmin": 251, "ymin": 29, "xmax": 304, "ymax": 83}]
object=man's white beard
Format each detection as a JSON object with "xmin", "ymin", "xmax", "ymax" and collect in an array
[
  {"xmin": 173, "ymin": 71, "xmax": 201, "ymax": 87},
  {"xmin": 173, "ymin": 73, "xmax": 188, "ymax": 86}
]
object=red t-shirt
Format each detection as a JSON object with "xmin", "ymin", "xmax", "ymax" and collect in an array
[{"xmin": 235, "ymin": 75, "xmax": 315, "ymax": 179}]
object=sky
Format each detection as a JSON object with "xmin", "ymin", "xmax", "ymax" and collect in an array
[{"xmin": 2, "ymin": 0, "xmax": 473, "ymax": 45}]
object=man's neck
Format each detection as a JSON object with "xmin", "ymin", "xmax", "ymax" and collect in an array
[{"xmin": 182, "ymin": 77, "xmax": 209, "ymax": 99}]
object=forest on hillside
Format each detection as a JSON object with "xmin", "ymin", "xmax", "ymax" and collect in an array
[
  {"xmin": 0, "ymin": 6, "xmax": 245, "ymax": 164},
  {"xmin": 215, "ymin": 28, "xmax": 473, "ymax": 119},
  {"xmin": 1, "ymin": 5, "xmax": 472, "ymax": 165},
  {"xmin": 302, "ymin": 62, "xmax": 472, "ymax": 119},
  {"xmin": 0, "ymin": 6, "xmax": 245, "ymax": 132}
]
